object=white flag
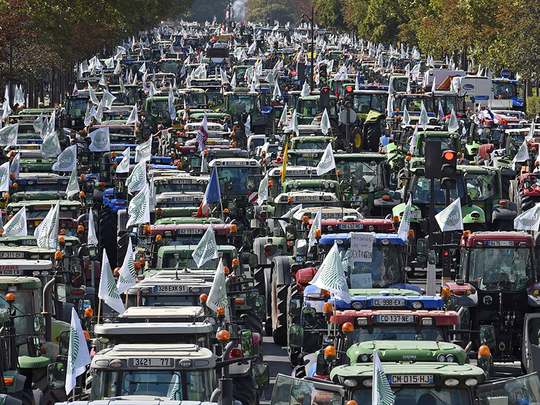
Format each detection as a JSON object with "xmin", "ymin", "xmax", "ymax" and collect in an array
[
  {"xmin": 512, "ymin": 140, "xmax": 530, "ymax": 170},
  {"xmin": 279, "ymin": 103, "xmax": 289, "ymax": 126},
  {"xmin": 83, "ymin": 103, "xmax": 96, "ymax": 127},
  {"xmin": 168, "ymin": 87, "xmax": 177, "ymax": 120},
  {"xmin": 117, "ymin": 239, "xmax": 137, "ymax": 294},
  {"xmin": 33, "ymin": 113, "xmax": 44, "ymax": 134},
  {"xmin": 3, "ymin": 207, "xmax": 27, "ymax": 237},
  {"xmin": 0, "ymin": 124, "xmax": 18, "ymax": 146},
  {"xmin": 257, "ymin": 173, "xmax": 269, "ymax": 206},
  {"xmin": 308, "ymin": 208, "xmax": 322, "ymax": 248},
  {"xmin": 372, "ymin": 349, "xmax": 395, "ymax": 405},
  {"xmin": 10, "ymin": 152, "xmax": 20, "ymax": 179},
  {"xmin": 447, "ymin": 108, "xmax": 459, "ymax": 133},
  {"xmin": 87, "ymin": 208, "xmax": 98, "ymax": 246},
  {"xmin": 41, "ymin": 131, "xmax": 62, "ymax": 158},
  {"xmin": 191, "ymin": 224, "xmax": 219, "ymax": 268},
  {"xmin": 419, "ymin": 101, "xmax": 429, "ymax": 130},
  {"xmin": 135, "ymin": 137, "xmax": 152, "ymax": 163},
  {"xmin": 126, "ymin": 182, "xmax": 150, "ymax": 228},
  {"xmin": 98, "ymin": 250, "xmax": 125, "ymax": 314},
  {"xmin": 88, "ymin": 86, "xmax": 99, "ymax": 105},
  {"xmin": 309, "ymin": 242, "xmax": 351, "ymax": 303},
  {"xmin": 89, "ymin": 127, "xmax": 110, "ymax": 152},
  {"xmin": 126, "ymin": 160, "xmax": 147, "ymax": 193},
  {"xmin": 316, "ymin": 143, "xmax": 336, "ymax": 176},
  {"xmin": 0, "ymin": 162, "xmax": 9, "ymax": 192},
  {"xmin": 52, "ymin": 145, "xmax": 77, "ymax": 172},
  {"xmin": 35, "ymin": 202, "xmax": 60, "ymax": 249},
  {"xmin": 65, "ymin": 307, "xmax": 91, "ymax": 395},
  {"xmin": 101, "ymin": 89, "xmax": 116, "ymax": 110},
  {"xmin": 397, "ymin": 196, "xmax": 412, "ymax": 242},
  {"xmin": 65, "ymin": 167, "xmax": 80, "ymax": 198},
  {"xmin": 403, "ymin": 107, "xmax": 410, "ymax": 126},
  {"xmin": 435, "ymin": 197, "xmax": 463, "ymax": 232},
  {"xmin": 290, "ymin": 109, "xmax": 299, "ymax": 136},
  {"xmin": 301, "ymin": 81, "xmax": 310, "ymax": 97},
  {"xmin": 321, "ymin": 108, "xmax": 330, "ymax": 135},
  {"xmin": 116, "ymin": 147, "xmax": 130, "ymax": 174},
  {"xmin": 206, "ymin": 258, "xmax": 230, "ymax": 321},
  {"xmin": 126, "ymin": 106, "xmax": 138, "ymax": 125},
  {"xmin": 514, "ymin": 203, "xmax": 540, "ymax": 231}
]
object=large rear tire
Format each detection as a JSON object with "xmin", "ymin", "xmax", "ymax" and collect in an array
[{"xmin": 271, "ymin": 271, "xmax": 288, "ymax": 346}]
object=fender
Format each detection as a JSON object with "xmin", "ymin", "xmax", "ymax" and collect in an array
[
  {"xmin": 272, "ymin": 256, "xmax": 292, "ymax": 286},
  {"xmin": 491, "ymin": 202, "xmax": 518, "ymax": 222}
]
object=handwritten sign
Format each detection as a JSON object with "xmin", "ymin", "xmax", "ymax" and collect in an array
[{"xmin": 350, "ymin": 232, "xmax": 373, "ymax": 263}]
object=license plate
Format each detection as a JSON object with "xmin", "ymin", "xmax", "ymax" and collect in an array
[
  {"xmin": 295, "ymin": 195, "xmax": 319, "ymax": 201},
  {"xmin": 410, "ymin": 210, "xmax": 421, "ymax": 219},
  {"xmin": 172, "ymin": 179, "xmax": 192, "ymax": 184},
  {"xmin": 154, "ymin": 285, "xmax": 188, "ymax": 293},
  {"xmin": 178, "ymin": 229, "xmax": 204, "ymax": 235},
  {"xmin": 172, "ymin": 197, "xmax": 194, "ymax": 202},
  {"xmin": 488, "ymin": 240, "xmax": 513, "ymax": 247},
  {"xmin": 131, "ymin": 358, "xmax": 173, "ymax": 367},
  {"xmin": 339, "ymin": 223, "xmax": 363, "ymax": 230},
  {"xmin": 377, "ymin": 315, "xmax": 413, "ymax": 323},
  {"xmin": 373, "ymin": 298, "xmax": 405, "ymax": 307},
  {"xmin": 390, "ymin": 375, "xmax": 433, "ymax": 384},
  {"xmin": 0, "ymin": 269, "xmax": 23, "ymax": 275},
  {"xmin": 288, "ymin": 170, "xmax": 308, "ymax": 175}
]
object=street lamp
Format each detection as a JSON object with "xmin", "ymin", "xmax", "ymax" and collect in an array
[{"xmin": 301, "ymin": 7, "xmax": 315, "ymax": 91}]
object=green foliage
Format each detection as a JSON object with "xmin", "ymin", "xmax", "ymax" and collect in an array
[
  {"xmin": 182, "ymin": 0, "xmax": 229, "ymax": 23},
  {"xmin": 0, "ymin": 0, "xmax": 195, "ymax": 85},
  {"xmin": 314, "ymin": 0, "xmax": 347, "ymax": 32},
  {"xmin": 245, "ymin": 0, "xmax": 298, "ymax": 24},
  {"xmin": 527, "ymin": 97, "xmax": 540, "ymax": 118}
]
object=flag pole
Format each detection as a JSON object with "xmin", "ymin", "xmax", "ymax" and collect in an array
[{"xmin": 97, "ymin": 298, "xmax": 102, "ymax": 324}]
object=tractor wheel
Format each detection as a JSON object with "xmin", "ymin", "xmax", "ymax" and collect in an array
[
  {"xmin": 286, "ymin": 284, "xmax": 301, "ymax": 366},
  {"xmin": 22, "ymin": 389, "xmax": 34, "ymax": 405},
  {"xmin": 271, "ymin": 271, "xmax": 288, "ymax": 347},
  {"xmin": 99, "ymin": 206, "xmax": 118, "ymax": 268},
  {"xmin": 233, "ymin": 374, "xmax": 257, "ymax": 405},
  {"xmin": 253, "ymin": 266, "xmax": 265, "ymax": 297},
  {"xmin": 518, "ymin": 189, "xmax": 534, "ymax": 214},
  {"xmin": 352, "ymin": 126, "xmax": 362, "ymax": 152}
]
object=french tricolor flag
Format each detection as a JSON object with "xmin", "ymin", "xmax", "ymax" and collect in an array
[{"xmin": 194, "ymin": 167, "xmax": 221, "ymax": 217}]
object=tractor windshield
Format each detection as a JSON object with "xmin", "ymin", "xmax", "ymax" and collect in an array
[
  {"xmin": 215, "ymin": 167, "xmax": 259, "ymax": 195},
  {"xmin": 352, "ymin": 94, "xmax": 386, "ymax": 114},
  {"xmin": 336, "ymin": 160, "xmax": 385, "ymax": 193},
  {"xmin": 350, "ymin": 326, "xmax": 444, "ymax": 343},
  {"xmin": 91, "ymin": 369, "xmax": 214, "ymax": 401},
  {"xmin": 463, "ymin": 172, "xmax": 498, "ymax": 201},
  {"xmin": 467, "ymin": 247, "xmax": 533, "ymax": 291},
  {"xmin": 411, "ymin": 176, "xmax": 465, "ymax": 205},
  {"xmin": 341, "ymin": 245, "xmax": 402, "ymax": 288}
]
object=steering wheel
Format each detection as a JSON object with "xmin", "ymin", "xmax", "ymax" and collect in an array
[{"xmin": 483, "ymin": 267, "xmax": 511, "ymax": 289}]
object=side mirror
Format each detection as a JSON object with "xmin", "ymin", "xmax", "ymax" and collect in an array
[
  {"xmin": 48, "ymin": 361, "xmax": 66, "ymax": 390},
  {"xmin": 57, "ymin": 284, "xmax": 67, "ymax": 303},
  {"xmin": 78, "ymin": 299, "xmax": 92, "ymax": 319},
  {"xmin": 524, "ymin": 180, "xmax": 531, "ymax": 190},
  {"xmin": 240, "ymin": 329, "xmax": 254, "ymax": 357},
  {"xmin": 27, "ymin": 336, "xmax": 41, "ymax": 357},
  {"xmin": 288, "ymin": 298, "xmax": 301, "ymax": 318},
  {"xmin": 416, "ymin": 238, "xmax": 427, "ymax": 257},
  {"xmin": 315, "ymin": 351, "xmax": 327, "ymax": 376},
  {"xmin": 251, "ymin": 363, "xmax": 269, "ymax": 391},
  {"xmin": 253, "ymin": 295, "xmax": 266, "ymax": 320},
  {"xmin": 59, "ymin": 330, "xmax": 70, "ymax": 356},
  {"xmin": 479, "ymin": 325, "xmax": 496, "ymax": 350},
  {"xmin": 302, "ymin": 307, "xmax": 317, "ymax": 328},
  {"xmin": 248, "ymin": 254, "xmax": 258, "ymax": 269},
  {"xmin": 288, "ymin": 325, "xmax": 304, "ymax": 348},
  {"xmin": 286, "ymin": 224, "xmax": 297, "ymax": 241}
]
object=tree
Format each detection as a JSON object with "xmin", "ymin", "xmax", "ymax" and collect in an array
[
  {"xmin": 182, "ymin": 0, "xmax": 229, "ymax": 24},
  {"xmin": 245, "ymin": 0, "xmax": 298, "ymax": 24},
  {"xmin": 314, "ymin": 0, "xmax": 347, "ymax": 32}
]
